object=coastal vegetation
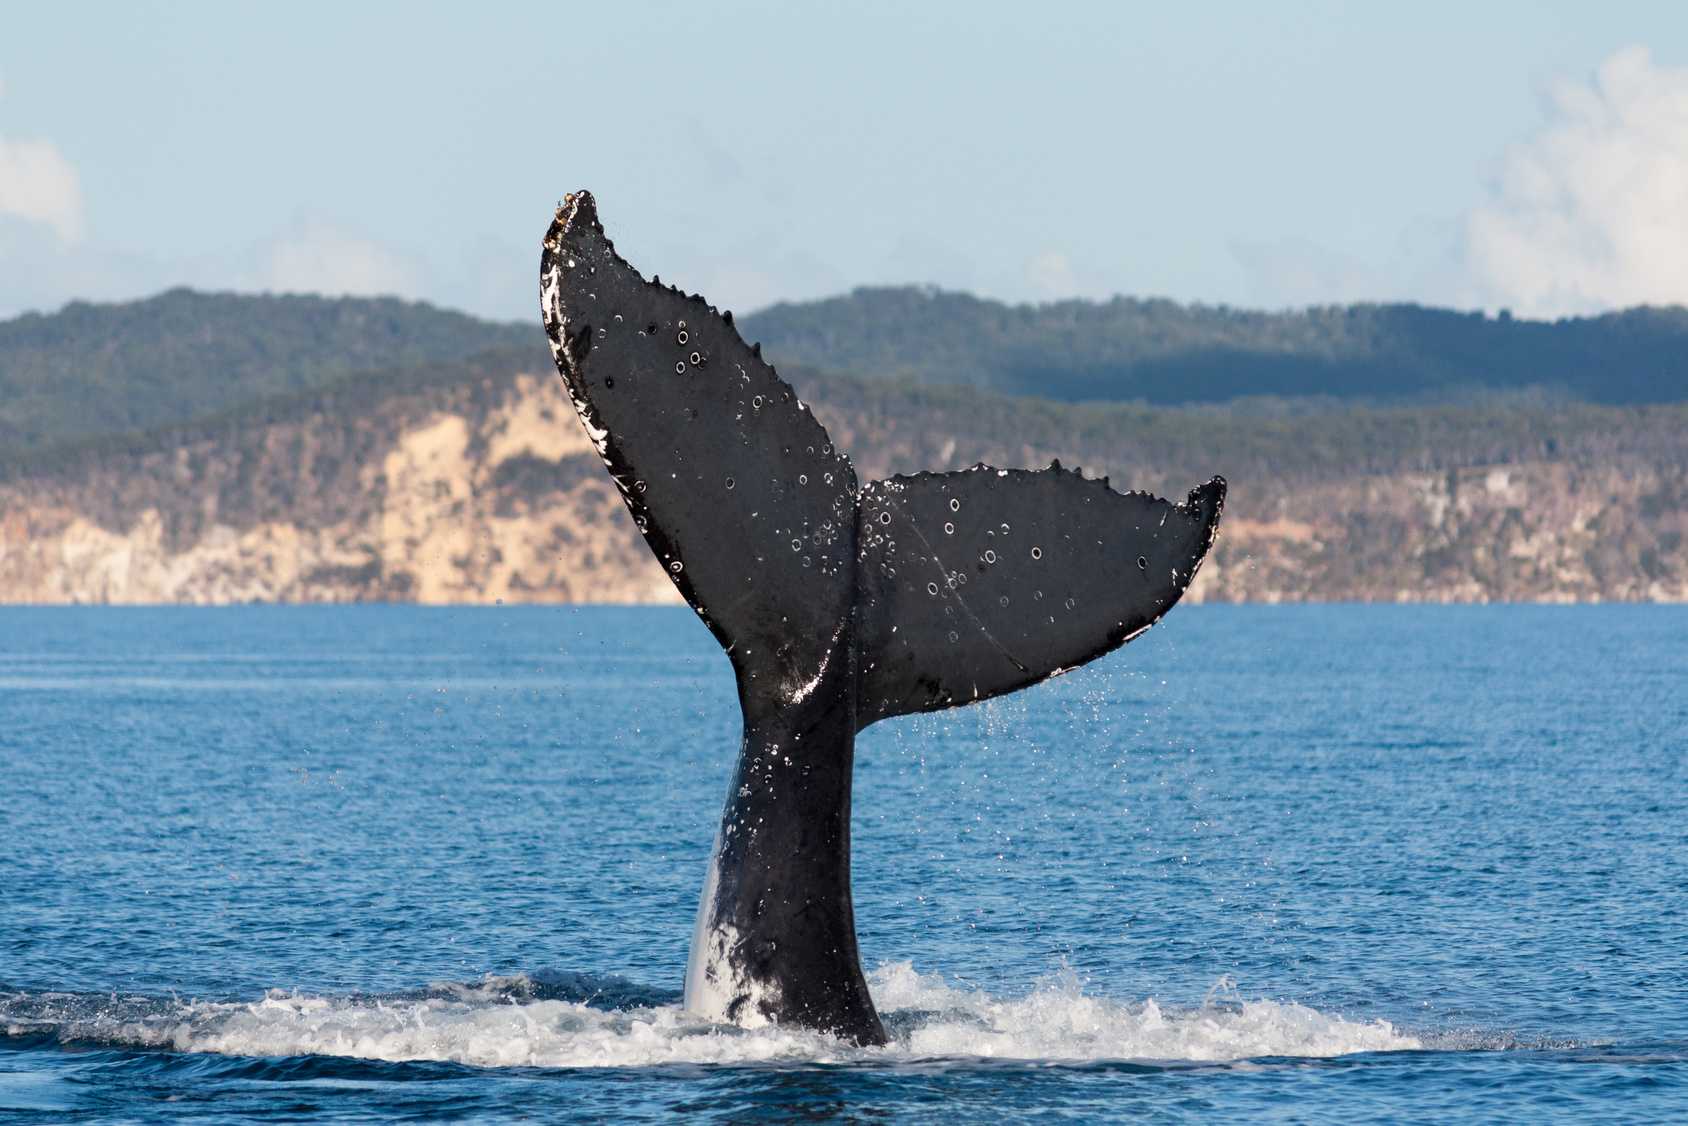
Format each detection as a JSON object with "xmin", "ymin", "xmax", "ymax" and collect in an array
[
  {"xmin": 1, "ymin": 289, "xmax": 1684, "ymax": 603},
  {"xmin": 0, "ymin": 288, "xmax": 542, "ymax": 457},
  {"xmin": 741, "ymin": 287, "xmax": 1688, "ymax": 407}
]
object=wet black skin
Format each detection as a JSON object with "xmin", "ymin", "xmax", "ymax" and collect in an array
[{"xmin": 541, "ymin": 191, "xmax": 1225, "ymax": 1046}]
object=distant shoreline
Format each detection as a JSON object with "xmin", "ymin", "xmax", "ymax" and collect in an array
[{"xmin": 5, "ymin": 291, "xmax": 1684, "ymax": 606}]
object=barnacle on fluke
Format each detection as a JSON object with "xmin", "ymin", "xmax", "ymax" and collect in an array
[{"xmin": 541, "ymin": 191, "xmax": 1225, "ymax": 1045}]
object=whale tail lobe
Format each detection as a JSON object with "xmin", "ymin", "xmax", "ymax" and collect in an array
[{"xmin": 854, "ymin": 467, "xmax": 1223, "ymax": 725}]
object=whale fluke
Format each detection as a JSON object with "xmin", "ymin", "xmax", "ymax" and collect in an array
[
  {"xmin": 541, "ymin": 191, "xmax": 1224, "ymax": 1045},
  {"xmin": 856, "ymin": 467, "xmax": 1223, "ymax": 725}
]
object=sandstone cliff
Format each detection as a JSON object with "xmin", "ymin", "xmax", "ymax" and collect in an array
[
  {"xmin": 0, "ymin": 353, "xmax": 674, "ymax": 605},
  {"xmin": 2, "ymin": 355, "xmax": 1685, "ymax": 604},
  {"xmin": 799, "ymin": 379, "xmax": 1688, "ymax": 604}
]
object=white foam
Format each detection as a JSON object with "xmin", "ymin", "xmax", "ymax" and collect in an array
[
  {"xmin": 2, "ymin": 963, "xmax": 1420, "ymax": 1068},
  {"xmin": 869, "ymin": 962, "xmax": 1419, "ymax": 1061}
]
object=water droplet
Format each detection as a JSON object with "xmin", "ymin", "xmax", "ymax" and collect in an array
[
  {"xmin": 670, "ymin": 561, "xmax": 684, "ymax": 573},
  {"xmin": 1031, "ymin": 547, "xmax": 1042, "ymax": 559},
  {"xmin": 675, "ymin": 361, "xmax": 686, "ymax": 373},
  {"xmin": 647, "ymin": 322, "xmax": 658, "ymax": 334},
  {"xmin": 753, "ymin": 395, "xmax": 763, "ymax": 409},
  {"xmin": 944, "ymin": 522, "xmax": 954, "ymax": 535},
  {"xmin": 949, "ymin": 498, "xmax": 960, "ymax": 512},
  {"xmin": 1002, "ymin": 524, "xmax": 1010, "ymax": 533},
  {"xmin": 948, "ymin": 631, "xmax": 958, "ymax": 643},
  {"xmin": 678, "ymin": 320, "xmax": 686, "ymax": 328},
  {"xmin": 984, "ymin": 550, "xmax": 996, "ymax": 563},
  {"xmin": 725, "ymin": 477, "xmax": 735, "ymax": 489},
  {"xmin": 1138, "ymin": 556, "xmax": 1148, "ymax": 570},
  {"xmin": 802, "ymin": 556, "xmax": 811, "ymax": 567},
  {"xmin": 597, "ymin": 328, "xmax": 606, "ymax": 338},
  {"xmin": 614, "ymin": 314, "xmax": 623, "ymax": 323},
  {"xmin": 999, "ymin": 596, "xmax": 1009, "ymax": 607},
  {"xmin": 688, "ymin": 353, "xmax": 700, "ymax": 367},
  {"xmin": 604, "ymin": 376, "xmax": 614, "ymax": 388},
  {"xmin": 1065, "ymin": 597, "xmax": 1075, "ymax": 609},
  {"xmin": 927, "ymin": 582, "xmax": 939, "ymax": 595},
  {"xmin": 677, "ymin": 330, "xmax": 689, "ymax": 345},
  {"xmin": 799, "ymin": 475, "xmax": 808, "ymax": 485},
  {"xmin": 635, "ymin": 481, "xmax": 647, "ymax": 492},
  {"xmin": 567, "ymin": 259, "xmax": 576, "ymax": 268},
  {"xmin": 824, "ymin": 473, "xmax": 833, "ymax": 485},
  {"xmin": 792, "ymin": 540, "xmax": 802, "ymax": 551},
  {"xmin": 879, "ymin": 511, "xmax": 891, "ymax": 525}
]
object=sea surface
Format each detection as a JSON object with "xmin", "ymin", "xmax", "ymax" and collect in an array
[{"xmin": 1, "ymin": 603, "xmax": 1684, "ymax": 1123}]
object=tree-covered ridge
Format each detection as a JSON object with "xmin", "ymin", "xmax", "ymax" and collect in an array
[
  {"xmin": 12, "ymin": 347, "xmax": 1682, "ymax": 503},
  {"xmin": 0, "ymin": 288, "xmax": 544, "ymax": 456},
  {"xmin": 10, "ymin": 284, "xmax": 1688, "ymax": 466},
  {"xmin": 739, "ymin": 287, "xmax": 1688, "ymax": 406},
  {"xmin": 3, "ymin": 353, "xmax": 1684, "ymax": 605}
]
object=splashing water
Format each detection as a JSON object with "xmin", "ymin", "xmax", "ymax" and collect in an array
[
  {"xmin": 869, "ymin": 963, "xmax": 1417, "ymax": 1061},
  {"xmin": 0, "ymin": 963, "xmax": 1417, "ymax": 1069}
]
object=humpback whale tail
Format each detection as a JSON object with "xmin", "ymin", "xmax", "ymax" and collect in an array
[{"xmin": 541, "ymin": 192, "xmax": 1224, "ymax": 1046}]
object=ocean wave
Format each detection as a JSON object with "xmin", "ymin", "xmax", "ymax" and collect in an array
[{"xmin": 0, "ymin": 962, "xmax": 1420, "ymax": 1068}]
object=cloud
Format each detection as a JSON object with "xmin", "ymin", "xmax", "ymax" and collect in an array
[
  {"xmin": 435, "ymin": 233, "xmax": 533, "ymax": 322},
  {"xmin": 880, "ymin": 233, "xmax": 983, "ymax": 294},
  {"xmin": 1026, "ymin": 251, "xmax": 1078, "ymax": 298},
  {"xmin": 1012, "ymin": 249, "xmax": 1124, "ymax": 304},
  {"xmin": 0, "ymin": 211, "xmax": 444, "ymax": 322},
  {"xmin": 0, "ymin": 135, "xmax": 83, "ymax": 240},
  {"xmin": 0, "ymin": 213, "xmax": 144, "ymax": 317},
  {"xmin": 0, "ymin": 63, "xmax": 84, "ymax": 240},
  {"xmin": 1231, "ymin": 238, "xmax": 1389, "ymax": 309},
  {"xmin": 249, "ymin": 214, "xmax": 427, "ymax": 299},
  {"xmin": 1467, "ymin": 46, "xmax": 1688, "ymax": 317},
  {"xmin": 670, "ymin": 247, "xmax": 849, "ymax": 316}
]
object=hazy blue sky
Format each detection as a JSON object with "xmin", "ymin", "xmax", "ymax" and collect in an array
[{"xmin": 3, "ymin": 1, "xmax": 1687, "ymax": 321}]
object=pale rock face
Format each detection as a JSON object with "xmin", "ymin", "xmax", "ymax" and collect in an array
[
  {"xmin": 379, "ymin": 414, "xmax": 476, "ymax": 605},
  {"xmin": 483, "ymin": 373, "xmax": 597, "ymax": 466},
  {"xmin": 4, "ymin": 508, "xmax": 365, "ymax": 605},
  {"xmin": 1184, "ymin": 461, "xmax": 1688, "ymax": 604},
  {"xmin": 2, "ymin": 365, "xmax": 1685, "ymax": 605},
  {"xmin": 0, "ymin": 371, "xmax": 679, "ymax": 605},
  {"xmin": 371, "ymin": 380, "xmax": 674, "ymax": 605}
]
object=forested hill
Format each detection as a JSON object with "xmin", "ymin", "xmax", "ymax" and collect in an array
[
  {"xmin": 738, "ymin": 287, "xmax": 1688, "ymax": 407},
  {"xmin": 0, "ymin": 288, "xmax": 543, "ymax": 457},
  {"xmin": 10, "ymin": 285, "xmax": 1688, "ymax": 463},
  {"xmin": 3, "ymin": 355, "xmax": 1685, "ymax": 605},
  {"xmin": 3, "ymin": 284, "xmax": 1686, "ymax": 605}
]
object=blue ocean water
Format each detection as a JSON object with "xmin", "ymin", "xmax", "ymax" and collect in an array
[{"xmin": 1, "ymin": 603, "xmax": 1684, "ymax": 1123}]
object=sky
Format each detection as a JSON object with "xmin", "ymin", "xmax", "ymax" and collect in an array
[{"xmin": 3, "ymin": 1, "xmax": 1688, "ymax": 323}]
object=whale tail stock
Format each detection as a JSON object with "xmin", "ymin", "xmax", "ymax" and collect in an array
[{"xmin": 541, "ymin": 192, "xmax": 1224, "ymax": 1046}]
